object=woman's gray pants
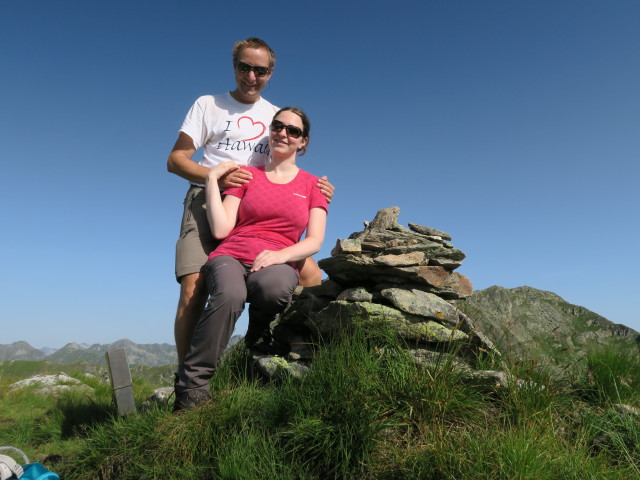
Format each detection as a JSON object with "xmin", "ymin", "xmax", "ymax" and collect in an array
[{"xmin": 175, "ymin": 255, "xmax": 299, "ymax": 393}]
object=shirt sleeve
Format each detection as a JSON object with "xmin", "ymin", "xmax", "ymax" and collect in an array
[
  {"xmin": 179, "ymin": 96, "xmax": 210, "ymax": 150},
  {"xmin": 309, "ymin": 176, "xmax": 329, "ymax": 214},
  {"xmin": 222, "ymin": 166, "xmax": 251, "ymax": 199}
]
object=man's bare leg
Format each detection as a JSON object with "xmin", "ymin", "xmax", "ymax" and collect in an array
[
  {"xmin": 297, "ymin": 257, "xmax": 322, "ymax": 287},
  {"xmin": 174, "ymin": 272, "xmax": 208, "ymax": 366}
]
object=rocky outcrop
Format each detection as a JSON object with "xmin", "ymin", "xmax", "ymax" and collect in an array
[
  {"xmin": 256, "ymin": 207, "xmax": 503, "ymax": 387},
  {"xmin": 9, "ymin": 373, "xmax": 94, "ymax": 396},
  {"xmin": 256, "ymin": 208, "xmax": 640, "ymax": 383},
  {"xmin": 459, "ymin": 285, "xmax": 640, "ymax": 374},
  {"xmin": 141, "ymin": 387, "xmax": 174, "ymax": 410}
]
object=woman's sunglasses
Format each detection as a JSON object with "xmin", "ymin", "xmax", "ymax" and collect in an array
[
  {"xmin": 236, "ymin": 61, "xmax": 270, "ymax": 77},
  {"xmin": 270, "ymin": 120, "xmax": 303, "ymax": 138}
]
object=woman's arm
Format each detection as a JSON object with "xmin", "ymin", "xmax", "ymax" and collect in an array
[
  {"xmin": 205, "ymin": 162, "xmax": 242, "ymax": 239},
  {"xmin": 251, "ymin": 207, "xmax": 327, "ymax": 272}
]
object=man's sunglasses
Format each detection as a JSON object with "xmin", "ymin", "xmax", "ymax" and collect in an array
[
  {"xmin": 236, "ymin": 61, "xmax": 270, "ymax": 77},
  {"xmin": 270, "ymin": 120, "xmax": 303, "ymax": 139}
]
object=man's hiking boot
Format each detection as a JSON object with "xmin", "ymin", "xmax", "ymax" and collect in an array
[{"xmin": 173, "ymin": 389, "xmax": 212, "ymax": 412}]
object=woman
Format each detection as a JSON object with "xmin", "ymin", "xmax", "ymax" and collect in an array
[{"xmin": 174, "ymin": 107, "xmax": 328, "ymax": 410}]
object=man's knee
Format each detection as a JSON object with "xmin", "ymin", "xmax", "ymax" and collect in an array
[{"xmin": 178, "ymin": 273, "xmax": 207, "ymax": 308}]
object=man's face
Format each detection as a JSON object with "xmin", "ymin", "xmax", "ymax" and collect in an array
[{"xmin": 232, "ymin": 47, "xmax": 272, "ymax": 104}]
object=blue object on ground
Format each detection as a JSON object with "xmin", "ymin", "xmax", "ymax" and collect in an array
[{"xmin": 21, "ymin": 462, "xmax": 60, "ymax": 480}]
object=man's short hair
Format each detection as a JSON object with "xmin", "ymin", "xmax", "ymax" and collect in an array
[{"xmin": 232, "ymin": 37, "xmax": 276, "ymax": 68}]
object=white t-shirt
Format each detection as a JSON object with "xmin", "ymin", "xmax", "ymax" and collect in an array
[{"xmin": 180, "ymin": 92, "xmax": 279, "ymax": 170}]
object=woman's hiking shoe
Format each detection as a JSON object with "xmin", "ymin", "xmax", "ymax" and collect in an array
[
  {"xmin": 247, "ymin": 338, "xmax": 286, "ymax": 356},
  {"xmin": 173, "ymin": 389, "xmax": 212, "ymax": 412}
]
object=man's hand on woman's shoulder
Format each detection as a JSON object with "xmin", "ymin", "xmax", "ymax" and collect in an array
[
  {"xmin": 220, "ymin": 166, "xmax": 254, "ymax": 189},
  {"xmin": 318, "ymin": 175, "xmax": 335, "ymax": 203}
]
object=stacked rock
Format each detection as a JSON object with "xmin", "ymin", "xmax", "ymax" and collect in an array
[
  {"xmin": 263, "ymin": 207, "xmax": 498, "ymax": 381},
  {"xmin": 319, "ymin": 206, "xmax": 472, "ymax": 300}
]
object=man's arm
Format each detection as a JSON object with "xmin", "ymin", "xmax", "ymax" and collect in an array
[
  {"xmin": 167, "ymin": 132, "xmax": 254, "ymax": 187},
  {"xmin": 167, "ymin": 133, "xmax": 210, "ymax": 184}
]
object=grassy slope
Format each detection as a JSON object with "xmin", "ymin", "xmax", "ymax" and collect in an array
[{"xmin": 1, "ymin": 322, "xmax": 639, "ymax": 480}]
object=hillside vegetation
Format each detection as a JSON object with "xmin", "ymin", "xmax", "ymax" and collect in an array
[{"xmin": 1, "ymin": 320, "xmax": 639, "ymax": 479}]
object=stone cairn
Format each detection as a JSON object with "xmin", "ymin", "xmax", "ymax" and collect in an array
[{"xmin": 255, "ymin": 207, "xmax": 508, "ymax": 388}]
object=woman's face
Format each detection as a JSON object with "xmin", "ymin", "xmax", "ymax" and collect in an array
[{"xmin": 269, "ymin": 110, "xmax": 308, "ymax": 158}]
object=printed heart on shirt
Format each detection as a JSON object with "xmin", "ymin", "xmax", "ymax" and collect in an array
[{"xmin": 238, "ymin": 116, "xmax": 266, "ymax": 141}]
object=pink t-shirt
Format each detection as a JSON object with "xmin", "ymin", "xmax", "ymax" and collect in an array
[{"xmin": 209, "ymin": 166, "xmax": 328, "ymax": 265}]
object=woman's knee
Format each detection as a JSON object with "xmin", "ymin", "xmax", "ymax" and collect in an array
[
  {"xmin": 249, "ymin": 265, "xmax": 298, "ymax": 306},
  {"xmin": 204, "ymin": 256, "xmax": 247, "ymax": 305},
  {"xmin": 212, "ymin": 286, "xmax": 246, "ymax": 308}
]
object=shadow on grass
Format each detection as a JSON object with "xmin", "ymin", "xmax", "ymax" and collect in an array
[{"xmin": 56, "ymin": 396, "xmax": 117, "ymax": 439}]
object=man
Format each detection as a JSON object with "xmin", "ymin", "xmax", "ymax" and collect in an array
[{"xmin": 167, "ymin": 38, "xmax": 333, "ymax": 366}]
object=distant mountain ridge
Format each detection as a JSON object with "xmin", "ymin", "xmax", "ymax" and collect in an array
[
  {"xmin": 0, "ymin": 341, "xmax": 47, "ymax": 362},
  {"xmin": 0, "ymin": 339, "xmax": 178, "ymax": 367}
]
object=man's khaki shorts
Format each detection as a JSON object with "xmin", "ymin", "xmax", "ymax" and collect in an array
[{"xmin": 175, "ymin": 186, "xmax": 221, "ymax": 282}]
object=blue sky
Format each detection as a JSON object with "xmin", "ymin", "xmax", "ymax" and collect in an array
[{"xmin": 1, "ymin": 1, "xmax": 638, "ymax": 349}]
